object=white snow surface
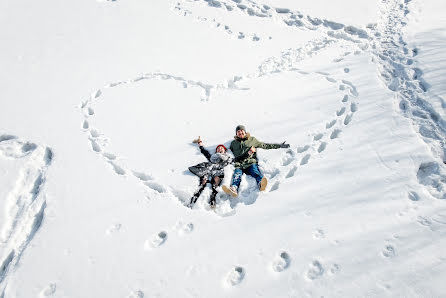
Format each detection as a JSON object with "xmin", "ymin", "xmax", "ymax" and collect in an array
[{"xmin": 1, "ymin": 0, "xmax": 446, "ymax": 297}]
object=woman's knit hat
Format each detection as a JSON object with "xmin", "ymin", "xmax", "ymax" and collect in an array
[{"xmin": 215, "ymin": 144, "xmax": 227, "ymax": 152}]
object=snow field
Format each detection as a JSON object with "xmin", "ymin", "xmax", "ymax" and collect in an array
[{"xmin": 1, "ymin": 0, "xmax": 446, "ymax": 297}]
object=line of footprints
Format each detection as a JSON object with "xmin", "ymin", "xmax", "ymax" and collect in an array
[{"xmin": 112, "ymin": 221, "xmax": 344, "ymax": 288}]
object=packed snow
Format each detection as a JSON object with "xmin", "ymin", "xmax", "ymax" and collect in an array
[{"xmin": 1, "ymin": 0, "xmax": 446, "ymax": 297}]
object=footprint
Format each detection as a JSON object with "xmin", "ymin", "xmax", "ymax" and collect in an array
[
  {"xmin": 416, "ymin": 162, "xmax": 446, "ymax": 200},
  {"xmin": 92, "ymin": 89, "xmax": 102, "ymax": 99},
  {"xmin": 90, "ymin": 139, "xmax": 101, "ymax": 152},
  {"xmin": 102, "ymin": 152, "xmax": 116, "ymax": 160},
  {"xmin": 317, "ymin": 142, "xmax": 327, "ymax": 153},
  {"xmin": 82, "ymin": 120, "xmax": 89, "ymax": 130},
  {"xmin": 300, "ymin": 154, "xmax": 311, "ymax": 165},
  {"xmin": 313, "ymin": 229, "xmax": 325, "ymax": 239},
  {"xmin": 145, "ymin": 181, "xmax": 168, "ymax": 193},
  {"xmin": 133, "ymin": 171, "xmax": 153, "ymax": 182},
  {"xmin": 326, "ymin": 77, "xmax": 336, "ymax": 83},
  {"xmin": 344, "ymin": 114, "xmax": 353, "ymax": 125},
  {"xmin": 44, "ymin": 148, "xmax": 54, "ymax": 165},
  {"xmin": 313, "ymin": 133, "xmax": 323, "ymax": 141},
  {"xmin": 109, "ymin": 162, "xmax": 125, "ymax": 175},
  {"xmin": 336, "ymin": 107, "xmax": 346, "ymax": 116},
  {"xmin": 306, "ymin": 260, "xmax": 324, "ymax": 280},
  {"xmin": 342, "ymin": 95, "xmax": 349, "ymax": 102},
  {"xmin": 329, "ymin": 264, "xmax": 341, "ymax": 275},
  {"xmin": 0, "ymin": 134, "xmax": 16, "ymax": 143},
  {"xmin": 382, "ymin": 245, "xmax": 396, "ymax": 258},
  {"xmin": 226, "ymin": 266, "xmax": 245, "ymax": 286},
  {"xmin": 344, "ymin": 68, "xmax": 350, "ymax": 73},
  {"xmin": 145, "ymin": 231, "xmax": 168, "ymax": 249},
  {"xmin": 350, "ymin": 102, "xmax": 358, "ymax": 112},
  {"xmin": 127, "ymin": 290, "xmax": 144, "ymax": 298},
  {"xmin": 330, "ymin": 129, "xmax": 341, "ymax": 139},
  {"xmin": 417, "ymin": 216, "xmax": 433, "ymax": 230},
  {"xmin": 106, "ymin": 82, "xmax": 123, "ymax": 88},
  {"xmin": 275, "ymin": 8, "xmax": 290, "ymax": 14},
  {"xmin": 40, "ymin": 283, "xmax": 57, "ymax": 297},
  {"xmin": 106, "ymin": 223, "xmax": 122, "ymax": 235},
  {"xmin": 178, "ymin": 223, "xmax": 194, "ymax": 235},
  {"xmin": 286, "ymin": 166, "xmax": 297, "ymax": 178},
  {"xmin": 272, "ymin": 251, "xmax": 291, "ymax": 272},
  {"xmin": 297, "ymin": 145, "xmax": 310, "ymax": 153},
  {"xmin": 21, "ymin": 142, "xmax": 37, "ymax": 153},
  {"xmin": 326, "ymin": 120, "xmax": 336, "ymax": 129},
  {"xmin": 408, "ymin": 191, "xmax": 420, "ymax": 201},
  {"xmin": 350, "ymin": 88, "xmax": 359, "ymax": 97},
  {"xmin": 270, "ymin": 181, "xmax": 280, "ymax": 191},
  {"xmin": 339, "ymin": 84, "xmax": 346, "ymax": 91},
  {"xmin": 88, "ymin": 107, "xmax": 95, "ymax": 116},
  {"xmin": 282, "ymin": 150, "xmax": 295, "ymax": 166},
  {"xmin": 90, "ymin": 129, "xmax": 100, "ymax": 138}
]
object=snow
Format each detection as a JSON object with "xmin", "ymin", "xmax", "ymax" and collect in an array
[{"xmin": 1, "ymin": 0, "xmax": 446, "ymax": 297}]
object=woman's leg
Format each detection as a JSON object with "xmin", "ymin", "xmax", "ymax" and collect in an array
[
  {"xmin": 189, "ymin": 177, "xmax": 207, "ymax": 206},
  {"xmin": 209, "ymin": 176, "xmax": 222, "ymax": 207},
  {"xmin": 211, "ymin": 175, "xmax": 222, "ymax": 187}
]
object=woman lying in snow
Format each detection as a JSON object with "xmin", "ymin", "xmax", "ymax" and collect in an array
[{"xmin": 188, "ymin": 137, "xmax": 232, "ymax": 208}]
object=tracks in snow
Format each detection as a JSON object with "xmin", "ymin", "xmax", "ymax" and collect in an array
[
  {"xmin": 79, "ymin": 40, "xmax": 360, "ymax": 216},
  {"xmin": 372, "ymin": 0, "xmax": 446, "ymax": 201},
  {"xmin": 78, "ymin": 0, "xmax": 446, "ymax": 289},
  {"xmin": 82, "ymin": 0, "xmax": 446, "ymax": 223},
  {"xmin": 79, "ymin": 0, "xmax": 370, "ymax": 216},
  {"xmin": 0, "ymin": 135, "xmax": 53, "ymax": 294},
  {"xmin": 174, "ymin": 0, "xmax": 370, "ymax": 45},
  {"xmin": 215, "ymin": 67, "xmax": 360, "ymax": 215}
]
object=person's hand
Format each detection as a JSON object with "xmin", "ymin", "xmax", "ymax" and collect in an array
[
  {"xmin": 248, "ymin": 146, "xmax": 256, "ymax": 154},
  {"xmin": 198, "ymin": 140, "xmax": 203, "ymax": 146},
  {"xmin": 279, "ymin": 142, "xmax": 290, "ymax": 148}
]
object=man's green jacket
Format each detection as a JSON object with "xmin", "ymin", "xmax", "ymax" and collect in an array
[{"xmin": 230, "ymin": 133, "xmax": 281, "ymax": 169}]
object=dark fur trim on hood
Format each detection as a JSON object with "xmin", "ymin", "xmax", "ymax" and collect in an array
[{"xmin": 234, "ymin": 132, "xmax": 251, "ymax": 141}]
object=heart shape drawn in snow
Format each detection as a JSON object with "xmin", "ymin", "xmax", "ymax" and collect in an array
[{"xmin": 79, "ymin": 40, "xmax": 359, "ymax": 216}]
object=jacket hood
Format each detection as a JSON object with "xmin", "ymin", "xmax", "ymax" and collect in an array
[{"xmin": 234, "ymin": 132, "xmax": 251, "ymax": 141}]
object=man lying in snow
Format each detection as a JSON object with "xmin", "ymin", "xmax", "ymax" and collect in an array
[
  {"xmin": 188, "ymin": 137, "xmax": 232, "ymax": 208},
  {"xmin": 222, "ymin": 125, "xmax": 290, "ymax": 198}
]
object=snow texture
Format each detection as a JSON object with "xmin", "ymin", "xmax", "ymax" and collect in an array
[{"xmin": 1, "ymin": 0, "xmax": 446, "ymax": 297}]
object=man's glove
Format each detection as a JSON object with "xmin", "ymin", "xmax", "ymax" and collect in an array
[{"xmin": 279, "ymin": 141, "xmax": 290, "ymax": 148}]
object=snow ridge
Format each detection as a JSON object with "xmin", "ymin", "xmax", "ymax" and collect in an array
[{"xmin": 0, "ymin": 136, "xmax": 53, "ymax": 294}]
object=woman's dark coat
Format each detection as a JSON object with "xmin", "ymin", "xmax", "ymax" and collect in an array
[{"xmin": 188, "ymin": 146, "xmax": 232, "ymax": 178}]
